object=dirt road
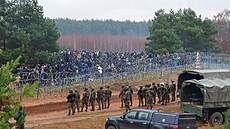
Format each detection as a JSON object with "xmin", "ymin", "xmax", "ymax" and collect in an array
[{"xmin": 23, "ymin": 92, "xmax": 179, "ymax": 129}]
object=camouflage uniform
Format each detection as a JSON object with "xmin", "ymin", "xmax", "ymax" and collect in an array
[
  {"xmin": 128, "ymin": 85, "xmax": 133, "ymax": 106},
  {"xmin": 146, "ymin": 88, "xmax": 154, "ymax": 109},
  {"xmin": 124, "ymin": 87, "xmax": 131, "ymax": 112},
  {"xmin": 81, "ymin": 88, "xmax": 90, "ymax": 112},
  {"xmin": 119, "ymin": 85, "xmax": 125, "ymax": 108},
  {"xmin": 143, "ymin": 85, "xmax": 149, "ymax": 106},
  {"xmin": 158, "ymin": 85, "xmax": 168, "ymax": 106},
  {"xmin": 152, "ymin": 82, "xmax": 157, "ymax": 104},
  {"xmin": 90, "ymin": 88, "xmax": 96, "ymax": 111},
  {"xmin": 67, "ymin": 90, "xmax": 76, "ymax": 115},
  {"xmin": 97, "ymin": 86, "xmax": 105, "ymax": 110},
  {"xmin": 137, "ymin": 86, "xmax": 144, "ymax": 107},
  {"xmin": 171, "ymin": 80, "xmax": 176, "ymax": 102},
  {"xmin": 105, "ymin": 86, "xmax": 112, "ymax": 108},
  {"xmin": 165, "ymin": 83, "xmax": 170, "ymax": 103},
  {"xmin": 157, "ymin": 83, "xmax": 162, "ymax": 104},
  {"xmin": 74, "ymin": 90, "xmax": 81, "ymax": 113}
]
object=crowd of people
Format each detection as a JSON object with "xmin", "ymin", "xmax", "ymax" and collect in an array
[
  {"xmin": 66, "ymin": 80, "xmax": 176, "ymax": 115},
  {"xmin": 18, "ymin": 49, "xmax": 196, "ymax": 87}
]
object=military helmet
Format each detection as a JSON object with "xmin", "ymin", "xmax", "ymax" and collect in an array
[
  {"xmin": 84, "ymin": 88, "xmax": 88, "ymax": 91},
  {"xmin": 160, "ymin": 82, "xmax": 164, "ymax": 86}
]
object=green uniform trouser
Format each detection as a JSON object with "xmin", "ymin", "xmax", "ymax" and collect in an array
[
  {"xmin": 68, "ymin": 102, "xmax": 76, "ymax": 115},
  {"xmin": 90, "ymin": 100, "xmax": 95, "ymax": 111},
  {"xmin": 130, "ymin": 96, "xmax": 133, "ymax": 106},
  {"xmin": 172, "ymin": 92, "xmax": 175, "ymax": 101},
  {"xmin": 147, "ymin": 98, "xmax": 153, "ymax": 109},
  {"xmin": 98, "ymin": 98, "xmax": 104, "ymax": 110},
  {"xmin": 76, "ymin": 101, "xmax": 80, "ymax": 112},
  {"xmin": 120, "ymin": 97, "xmax": 124, "ymax": 108},
  {"xmin": 81, "ymin": 100, "xmax": 88, "ymax": 112},
  {"xmin": 106, "ymin": 97, "xmax": 111, "ymax": 108},
  {"xmin": 124, "ymin": 100, "xmax": 131, "ymax": 112}
]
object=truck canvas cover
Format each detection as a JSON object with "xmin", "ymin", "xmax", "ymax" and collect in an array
[
  {"xmin": 178, "ymin": 69, "xmax": 230, "ymax": 90},
  {"xmin": 182, "ymin": 79, "xmax": 230, "ymax": 103}
]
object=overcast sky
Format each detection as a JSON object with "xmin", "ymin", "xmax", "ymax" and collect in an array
[{"xmin": 38, "ymin": 0, "xmax": 229, "ymax": 21}]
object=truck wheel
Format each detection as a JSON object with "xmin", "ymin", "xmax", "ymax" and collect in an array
[
  {"xmin": 107, "ymin": 125, "xmax": 116, "ymax": 129},
  {"xmin": 209, "ymin": 112, "xmax": 223, "ymax": 127}
]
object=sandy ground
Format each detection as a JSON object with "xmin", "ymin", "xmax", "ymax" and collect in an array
[
  {"xmin": 22, "ymin": 71, "xmax": 216, "ymax": 129},
  {"xmin": 23, "ymin": 92, "xmax": 183, "ymax": 129}
]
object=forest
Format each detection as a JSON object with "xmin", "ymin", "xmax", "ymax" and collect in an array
[
  {"xmin": 56, "ymin": 9, "xmax": 230, "ymax": 54},
  {"xmin": 55, "ymin": 18, "xmax": 151, "ymax": 36}
]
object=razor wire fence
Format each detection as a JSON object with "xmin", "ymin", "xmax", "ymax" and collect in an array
[{"xmin": 16, "ymin": 52, "xmax": 230, "ymax": 98}]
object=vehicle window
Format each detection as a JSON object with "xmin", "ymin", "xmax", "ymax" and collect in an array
[
  {"xmin": 152, "ymin": 113, "xmax": 176, "ymax": 124},
  {"xmin": 125, "ymin": 111, "xmax": 137, "ymax": 119},
  {"xmin": 137, "ymin": 112, "xmax": 149, "ymax": 121}
]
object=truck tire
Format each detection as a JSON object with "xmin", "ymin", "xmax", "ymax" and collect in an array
[
  {"xmin": 107, "ymin": 125, "xmax": 116, "ymax": 129},
  {"xmin": 209, "ymin": 112, "xmax": 223, "ymax": 127}
]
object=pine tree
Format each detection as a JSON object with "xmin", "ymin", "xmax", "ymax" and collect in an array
[{"xmin": 0, "ymin": 56, "xmax": 37, "ymax": 128}]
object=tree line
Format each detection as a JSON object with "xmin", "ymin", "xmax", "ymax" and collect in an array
[
  {"xmin": 55, "ymin": 18, "xmax": 151, "ymax": 36},
  {"xmin": 56, "ymin": 9, "xmax": 230, "ymax": 54}
]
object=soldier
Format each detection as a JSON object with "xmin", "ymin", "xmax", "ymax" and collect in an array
[
  {"xmin": 119, "ymin": 85, "xmax": 125, "ymax": 108},
  {"xmin": 152, "ymin": 82, "xmax": 157, "ymax": 104},
  {"xmin": 97, "ymin": 86, "xmax": 105, "ymax": 110},
  {"xmin": 124, "ymin": 87, "xmax": 131, "ymax": 112},
  {"xmin": 81, "ymin": 88, "xmax": 90, "ymax": 112},
  {"xmin": 105, "ymin": 85, "xmax": 112, "ymax": 108},
  {"xmin": 66, "ymin": 90, "xmax": 76, "ymax": 115},
  {"xmin": 146, "ymin": 88, "xmax": 153, "ymax": 110},
  {"xmin": 159, "ymin": 85, "xmax": 168, "ymax": 106},
  {"xmin": 171, "ymin": 80, "xmax": 176, "ymax": 102},
  {"xmin": 74, "ymin": 89, "xmax": 81, "ymax": 113},
  {"xmin": 90, "ymin": 88, "xmax": 96, "ymax": 111},
  {"xmin": 157, "ymin": 83, "xmax": 164, "ymax": 104},
  {"xmin": 165, "ymin": 83, "xmax": 170, "ymax": 103},
  {"xmin": 137, "ymin": 86, "xmax": 144, "ymax": 107},
  {"xmin": 128, "ymin": 85, "xmax": 133, "ymax": 106},
  {"xmin": 143, "ymin": 85, "xmax": 149, "ymax": 106}
]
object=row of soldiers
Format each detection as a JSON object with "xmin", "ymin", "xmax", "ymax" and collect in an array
[
  {"xmin": 118, "ymin": 81, "xmax": 176, "ymax": 112},
  {"xmin": 66, "ymin": 85, "xmax": 112, "ymax": 115},
  {"xmin": 137, "ymin": 80, "xmax": 176, "ymax": 109}
]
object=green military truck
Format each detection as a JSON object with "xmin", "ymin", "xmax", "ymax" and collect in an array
[
  {"xmin": 178, "ymin": 69, "xmax": 230, "ymax": 126},
  {"xmin": 180, "ymin": 75, "xmax": 230, "ymax": 126}
]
